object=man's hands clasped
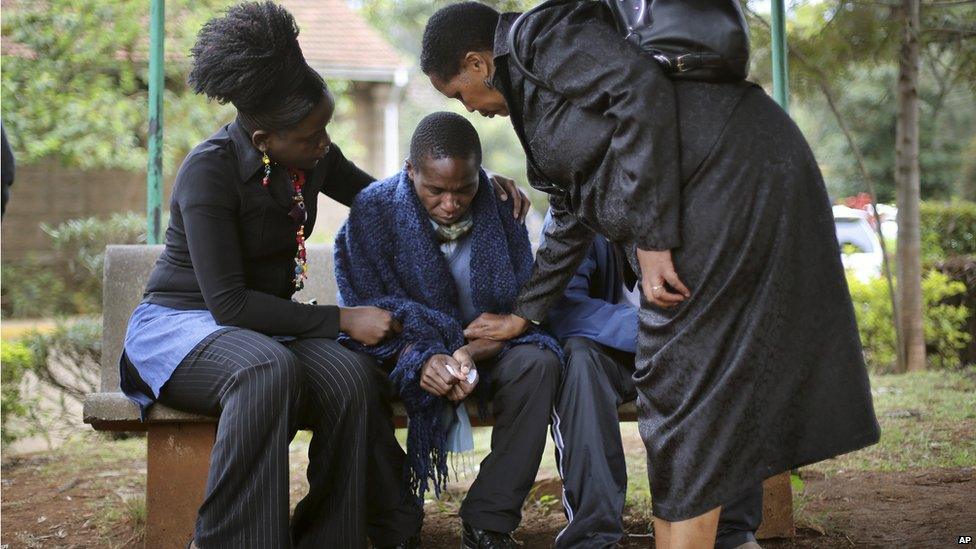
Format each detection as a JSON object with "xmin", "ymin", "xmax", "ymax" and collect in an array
[{"xmin": 421, "ymin": 349, "xmax": 477, "ymax": 402}]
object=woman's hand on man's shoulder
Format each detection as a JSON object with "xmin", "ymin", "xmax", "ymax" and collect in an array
[{"xmin": 485, "ymin": 170, "xmax": 531, "ymax": 223}]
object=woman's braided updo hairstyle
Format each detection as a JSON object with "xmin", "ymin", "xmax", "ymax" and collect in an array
[{"xmin": 188, "ymin": 1, "xmax": 326, "ymax": 133}]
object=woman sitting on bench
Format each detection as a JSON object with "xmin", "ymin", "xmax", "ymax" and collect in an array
[{"xmin": 119, "ymin": 3, "xmax": 431, "ymax": 547}]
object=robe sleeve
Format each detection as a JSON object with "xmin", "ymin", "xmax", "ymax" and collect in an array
[{"xmin": 513, "ymin": 193, "xmax": 594, "ymax": 323}]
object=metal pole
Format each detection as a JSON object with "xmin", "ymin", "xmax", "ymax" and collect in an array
[
  {"xmin": 146, "ymin": 0, "xmax": 165, "ymax": 244},
  {"xmin": 771, "ymin": 0, "xmax": 789, "ymax": 112}
]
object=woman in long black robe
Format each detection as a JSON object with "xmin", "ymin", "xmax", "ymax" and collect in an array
[{"xmin": 420, "ymin": 2, "xmax": 880, "ymax": 546}]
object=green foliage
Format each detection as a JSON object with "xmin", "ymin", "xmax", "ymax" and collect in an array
[
  {"xmin": 2, "ymin": 213, "xmax": 146, "ymax": 318},
  {"xmin": 2, "ymin": 0, "xmax": 366, "ymax": 186},
  {"xmin": 959, "ymin": 136, "xmax": 976, "ymax": 201},
  {"xmin": 41, "ymin": 212, "xmax": 147, "ymax": 313},
  {"xmin": 936, "ymin": 256, "xmax": 976, "ymax": 366},
  {"xmin": 922, "ymin": 272, "xmax": 973, "ymax": 369},
  {"xmin": 0, "ymin": 260, "xmax": 73, "ymax": 318},
  {"xmin": 1, "ymin": 0, "xmax": 235, "ymax": 171},
  {"xmin": 1, "ymin": 341, "xmax": 38, "ymax": 446},
  {"xmin": 801, "ymin": 65, "xmax": 974, "ymax": 202},
  {"xmin": 848, "ymin": 271, "xmax": 972, "ymax": 372},
  {"xmin": 20, "ymin": 317, "xmax": 101, "ymax": 404},
  {"xmin": 790, "ymin": 472, "xmax": 805, "ymax": 493},
  {"xmin": 849, "ymin": 273, "xmax": 899, "ymax": 370},
  {"xmin": 920, "ymin": 201, "xmax": 976, "ymax": 262},
  {"xmin": 746, "ymin": 1, "xmax": 976, "ymax": 202},
  {"xmin": 748, "ymin": 0, "xmax": 976, "ymax": 99},
  {"xmin": 359, "ymin": 0, "xmax": 535, "ymax": 58},
  {"xmin": 0, "ymin": 318, "xmax": 102, "ymax": 448}
]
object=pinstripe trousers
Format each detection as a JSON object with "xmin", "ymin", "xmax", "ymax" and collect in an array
[{"xmin": 154, "ymin": 328, "xmax": 422, "ymax": 548}]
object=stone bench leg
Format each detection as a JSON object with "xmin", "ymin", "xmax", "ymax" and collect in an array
[
  {"xmin": 757, "ymin": 472, "xmax": 794, "ymax": 539},
  {"xmin": 146, "ymin": 423, "xmax": 216, "ymax": 549}
]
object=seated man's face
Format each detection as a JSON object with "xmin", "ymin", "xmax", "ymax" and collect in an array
[{"xmin": 407, "ymin": 155, "xmax": 480, "ymax": 226}]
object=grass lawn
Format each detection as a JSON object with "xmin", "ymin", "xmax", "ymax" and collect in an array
[{"xmin": 808, "ymin": 367, "xmax": 976, "ymax": 474}]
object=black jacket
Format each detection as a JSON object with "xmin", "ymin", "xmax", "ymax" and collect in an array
[
  {"xmin": 1, "ymin": 124, "xmax": 14, "ymax": 217},
  {"xmin": 144, "ymin": 120, "xmax": 373, "ymax": 338},
  {"xmin": 494, "ymin": 4, "xmax": 683, "ymax": 323},
  {"xmin": 498, "ymin": 6, "xmax": 881, "ymax": 519}
]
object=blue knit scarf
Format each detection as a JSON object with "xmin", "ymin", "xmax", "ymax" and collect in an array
[{"xmin": 334, "ymin": 168, "xmax": 561, "ymax": 501}]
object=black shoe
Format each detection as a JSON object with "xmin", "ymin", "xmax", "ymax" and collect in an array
[
  {"xmin": 379, "ymin": 533, "xmax": 422, "ymax": 549},
  {"xmin": 461, "ymin": 522, "xmax": 521, "ymax": 549}
]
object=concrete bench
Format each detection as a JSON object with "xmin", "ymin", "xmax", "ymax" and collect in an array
[{"xmin": 84, "ymin": 244, "xmax": 792, "ymax": 547}]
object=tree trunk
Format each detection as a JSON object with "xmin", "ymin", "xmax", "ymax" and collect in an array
[{"xmin": 895, "ymin": 0, "xmax": 926, "ymax": 373}]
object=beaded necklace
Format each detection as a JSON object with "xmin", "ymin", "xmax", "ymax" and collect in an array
[{"xmin": 286, "ymin": 168, "xmax": 308, "ymax": 291}]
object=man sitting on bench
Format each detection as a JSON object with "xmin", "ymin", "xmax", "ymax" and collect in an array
[
  {"xmin": 335, "ymin": 112, "xmax": 562, "ymax": 549},
  {"xmin": 546, "ymin": 233, "xmax": 765, "ymax": 549}
]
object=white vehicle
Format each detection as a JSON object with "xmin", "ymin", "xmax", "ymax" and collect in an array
[{"xmin": 833, "ymin": 205, "xmax": 884, "ymax": 281}]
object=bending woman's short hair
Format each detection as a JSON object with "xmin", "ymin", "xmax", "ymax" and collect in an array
[
  {"xmin": 188, "ymin": 1, "xmax": 326, "ymax": 133},
  {"xmin": 420, "ymin": 2, "xmax": 500, "ymax": 80},
  {"xmin": 409, "ymin": 112, "xmax": 482, "ymax": 167}
]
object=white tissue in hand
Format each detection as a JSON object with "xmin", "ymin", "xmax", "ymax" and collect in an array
[{"xmin": 446, "ymin": 364, "xmax": 478, "ymax": 384}]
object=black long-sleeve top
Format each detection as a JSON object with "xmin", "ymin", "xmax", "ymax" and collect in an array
[
  {"xmin": 143, "ymin": 120, "xmax": 373, "ymax": 338},
  {"xmin": 493, "ymin": 4, "xmax": 682, "ymax": 323}
]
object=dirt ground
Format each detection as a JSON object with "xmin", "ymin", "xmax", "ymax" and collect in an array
[
  {"xmin": 421, "ymin": 468, "xmax": 976, "ymax": 549},
  {"xmin": 2, "ymin": 444, "xmax": 973, "ymax": 549},
  {"xmin": 1, "ymin": 448, "xmax": 146, "ymax": 548}
]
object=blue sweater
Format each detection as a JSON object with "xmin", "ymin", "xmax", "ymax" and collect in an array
[{"xmin": 545, "ymin": 235, "xmax": 639, "ymax": 354}]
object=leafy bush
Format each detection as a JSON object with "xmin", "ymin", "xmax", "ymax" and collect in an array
[
  {"xmin": 0, "ymin": 318, "xmax": 103, "ymax": 448},
  {"xmin": 21, "ymin": 317, "xmax": 102, "ymax": 403},
  {"xmin": 923, "ymin": 273, "xmax": 974, "ymax": 369},
  {"xmin": 920, "ymin": 201, "xmax": 976, "ymax": 263},
  {"xmin": 1, "ymin": 342, "xmax": 38, "ymax": 446},
  {"xmin": 937, "ymin": 256, "xmax": 976, "ymax": 366},
  {"xmin": 41, "ymin": 212, "xmax": 147, "ymax": 314},
  {"xmin": 1, "ymin": 0, "xmax": 234, "ymax": 172},
  {"xmin": 0, "ymin": 260, "xmax": 73, "ymax": 318},
  {"xmin": 2, "ymin": 213, "xmax": 146, "ymax": 318},
  {"xmin": 848, "ymin": 271, "xmax": 972, "ymax": 372},
  {"xmin": 848, "ymin": 275, "xmax": 898, "ymax": 369}
]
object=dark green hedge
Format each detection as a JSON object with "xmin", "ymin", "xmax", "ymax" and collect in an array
[
  {"xmin": 937, "ymin": 256, "xmax": 976, "ymax": 366},
  {"xmin": 921, "ymin": 201, "xmax": 976, "ymax": 261}
]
